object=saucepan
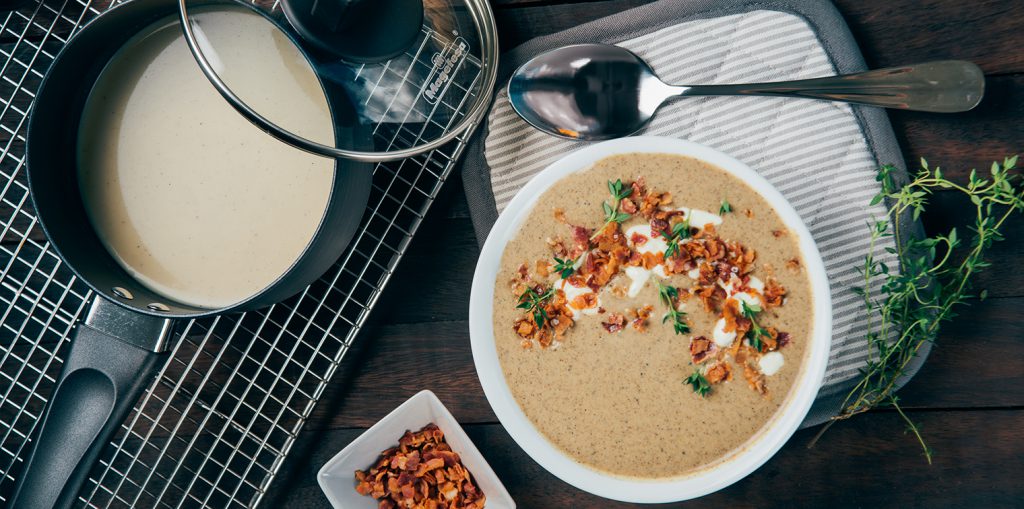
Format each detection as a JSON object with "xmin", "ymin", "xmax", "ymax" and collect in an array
[{"xmin": 9, "ymin": 0, "xmax": 372, "ymax": 506}]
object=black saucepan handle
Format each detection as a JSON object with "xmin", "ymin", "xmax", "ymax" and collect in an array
[{"xmin": 9, "ymin": 299, "xmax": 172, "ymax": 509}]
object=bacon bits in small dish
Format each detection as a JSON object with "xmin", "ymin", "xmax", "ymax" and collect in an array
[
  {"xmin": 354, "ymin": 424, "xmax": 485, "ymax": 508},
  {"xmin": 318, "ymin": 391, "xmax": 514, "ymax": 509}
]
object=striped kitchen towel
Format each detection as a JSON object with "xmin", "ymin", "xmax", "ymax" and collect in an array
[{"xmin": 461, "ymin": 0, "xmax": 929, "ymax": 427}]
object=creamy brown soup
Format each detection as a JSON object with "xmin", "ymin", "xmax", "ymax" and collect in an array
[
  {"xmin": 77, "ymin": 7, "xmax": 335, "ymax": 309},
  {"xmin": 493, "ymin": 154, "xmax": 813, "ymax": 479}
]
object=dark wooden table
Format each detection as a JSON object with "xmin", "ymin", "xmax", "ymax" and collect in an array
[{"xmin": 268, "ymin": 1, "xmax": 1024, "ymax": 507}]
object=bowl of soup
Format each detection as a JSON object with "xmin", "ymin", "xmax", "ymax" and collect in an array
[{"xmin": 469, "ymin": 136, "xmax": 832, "ymax": 502}]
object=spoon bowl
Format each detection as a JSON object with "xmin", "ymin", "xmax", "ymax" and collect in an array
[{"xmin": 508, "ymin": 43, "xmax": 985, "ymax": 140}]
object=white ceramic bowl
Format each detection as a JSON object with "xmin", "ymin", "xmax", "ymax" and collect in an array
[
  {"xmin": 317, "ymin": 390, "xmax": 515, "ymax": 508},
  {"xmin": 469, "ymin": 136, "xmax": 832, "ymax": 503}
]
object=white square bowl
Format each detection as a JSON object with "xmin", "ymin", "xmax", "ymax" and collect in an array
[{"xmin": 317, "ymin": 390, "xmax": 515, "ymax": 508}]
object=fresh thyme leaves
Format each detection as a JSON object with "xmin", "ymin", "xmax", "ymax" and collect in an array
[
  {"xmin": 810, "ymin": 155, "xmax": 1024, "ymax": 464},
  {"xmin": 592, "ymin": 179, "xmax": 633, "ymax": 239},
  {"xmin": 657, "ymin": 283, "xmax": 690, "ymax": 334},
  {"xmin": 720, "ymin": 198, "xmax": 733, "ymax": 215},
  {"xmin": 661, "ymin": 217, "xmax": 691, "ymax": 259},
  {"xmin": 553, "ymin": 257, "xmax": 575, "ymax": 279},
  {"xmin": 685, "ymin": 369, "xmax": 711, "ymax": 397},
  {"xmin": 739, "ymin": 301, "xmax": 771, "ymax": 352},
  {"xmin": 517, "ymin": 286, "xmax": 556, "ymax": 328}
]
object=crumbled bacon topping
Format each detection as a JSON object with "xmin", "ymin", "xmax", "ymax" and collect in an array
[
  {"xmin": 689, "ymin": 336, "xmax": 718, "ymax": 364},
  {"xmin": 570, "ymin": 225, "xmax": 591, "ymax": 253},
  {"xmin": 776, "ymin": 331, "xmax": 792, "ymax": 348},
  {"xmin": 786, "ymin": 257, "xmax": 801, "ymax": 272},
  {"xmin": 535, "ymin": 259, "xmax": 551, "ymax": 277},
  {"xmin": 704, "ymin": 361, "xmax": 733, "ymax": 384},
  {"xmin": 743, "ymin": 363, "xmax": 768, "ymax": 397},
  {"xmin": 763, "ymin": 277, "xmax": 787, "ymax": 308},
  {"xmin": 602, "ymin": 313, "xmax": 626, "ymax": 333},
  {"xmin": 547, "ymin": 236, "xmax": 569, "ymax": 258},
  {"xmin": 630, "ymin": 305, "xmax": 653, "ymax": 332},
  {"xmin": 510, "ymin": 175, "xmax": 798, "ymax": 396},
  {"xmin": 621, "ymin": 196, "xmax": 638, "ymax": 214},
  {"xmin": 354, "ymin": 424, "xmax": 485, "ymax": 509}
]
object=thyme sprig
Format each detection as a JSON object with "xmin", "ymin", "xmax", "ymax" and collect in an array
[
  {"xmin": 685, "ymin": 370, "xmax": 712, "ymax": 397},
  {"xmin": 591, "ymin": 179, "xmax": 633, "ymax": 239},
  {"xmin": 517, "ymin": 286, "xmax": 556, "ymax": 328},
  {"xmin": 739, "ymin": 301, "xmax": 772, "ymax": 352},
  {"xmin": 811, "ymin": 156, "xmax": 1023, "ymax": 464},
  {"xmin": 658, "ymin": 283, "xmax": 690, "ymax": 334},
  {"xmin": 552, "ymin": 257, "xmax": 575, "ymax": 279},
  {"xmin": 661, "ymin": 218, "xmax": 691, "ymax": 259}
]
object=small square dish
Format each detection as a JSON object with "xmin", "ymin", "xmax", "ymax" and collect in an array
[{"xmin": 318, "ymin": 390, "xmax": 515, "ymax": 508}]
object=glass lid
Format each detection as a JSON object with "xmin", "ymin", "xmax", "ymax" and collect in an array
[{"xmin": 176, "ymin": 0, "xmax": 498, "ymax": 162}]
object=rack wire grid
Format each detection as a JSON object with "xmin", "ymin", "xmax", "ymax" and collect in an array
[{"xmin": 0, "ymin": 0, "xmax": 485, "ymax": 506}]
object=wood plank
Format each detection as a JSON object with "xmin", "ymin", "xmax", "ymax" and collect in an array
[
  {"xmin": 889, "ymin": 74, "xmax": 1024, "ymax": 180},
  {"xmin": 264, "ymin": 409, "xmax": 1024, "ymax": 508}
]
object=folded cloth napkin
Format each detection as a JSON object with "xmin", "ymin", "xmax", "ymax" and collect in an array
[{"xmin": 461, "ymin": 0, "xmax": 928, "ymax": 427}]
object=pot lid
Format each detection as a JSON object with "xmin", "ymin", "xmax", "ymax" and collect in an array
[{"xmin": 175, "ymin": 0, "xmax": 498, "ymax": 162}]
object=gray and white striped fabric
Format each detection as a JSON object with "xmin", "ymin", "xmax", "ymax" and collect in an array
[{"xmin": 480, "ymin": 9, "xmax": 900, "ymax": 423}]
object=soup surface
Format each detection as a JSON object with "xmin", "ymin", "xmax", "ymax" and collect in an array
[
  {"xmin": 78, "ymin": 7, "xmax": 334, "ymax": 309},
  {"xmin": 493, "ymin": 154, "xmax": 814, "ymax": 478}
]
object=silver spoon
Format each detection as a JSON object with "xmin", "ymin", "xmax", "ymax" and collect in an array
[{"xmin": 508, "ymin": 43, "xmax": 985, "ymax": 140}]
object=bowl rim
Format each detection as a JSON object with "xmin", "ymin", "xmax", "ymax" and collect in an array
[{"xmin": 468, "ymin": 136, "xmax": 833, "ymax": 503}]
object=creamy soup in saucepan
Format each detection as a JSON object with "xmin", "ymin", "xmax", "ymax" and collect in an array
[
  {"xmin": 78, "ymin": 7, "xmax": 334, "ymax": 309},
  {"xmin": 493, "ymin": 154, "xmax": 814, "ymax": 478}
]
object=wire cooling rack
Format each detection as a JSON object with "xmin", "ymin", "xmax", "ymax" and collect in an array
[{"xmin": 0, "ymin": 0, "xmax": 485, "ymax": 506}]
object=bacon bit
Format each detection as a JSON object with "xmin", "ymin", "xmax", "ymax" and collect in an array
[
  {"xmin": 570, "ymin": 292, "xmax": 598, "ymax": 311},
  {"xmin": 630, "ymin": 232, "xmax": 648, "ymax": 245},
  {"xmin": 743, "ymin": 208, "xmax": 754, "ymax": 218},
  {"xmin": 698, "ymin": 262, "xmax": 717, "ymax": 286},
  {"xmin": 697, "ymin": 223, "xmax": 717, "ymax": 238},
  {"xmin": 553, "ymin": 208, "xmax": 567, "ymax": 223},
  {"xmin": 513, "ymin": 319, "xmax": 536, "ymax": 339},
  {"xmin": 566, "ymin": 273, "xmax": 588, "ymax": 287},
  {"xmin": 786, "ymin": 257, "xmax": 801, "ymax": 272},
  {"xmin": 535, "ymin": 259, "xmax": 551, "ymax": 277},
  {"xmin": 354, "ymin": 424, "xmax": 486, "ymax": 509},
  {"xmin": 546, "ymin": 236, "xmax": 569, "ymax": 258},
  {"xmin": 597, "ymin": 307, "xmax": 606, "ymax": 314},
  {"xmin": 629, "ymin": 305, "xmax": 653, "ymax": 332},
  {"xmin": 762, "ymin": 326, "xmax": 780, "ymax": 351},
  {"xmin": 776, "ymin": 331, "xmax": 792, "ymax": 348},
  {"xmin": 621, "ymin": 196, "xmax": 638, "ymax": 214},
  {"xmin": 649, "ymin": 218, "xmax": 670, "ymax": 237},
  {"xmin": 640, "ymin": 252, "xmax": 662, "ymax": 270},
  {"xmin": 763, "ymin": 278, "xmax": 787, "ymax": 308},
  {"xmin": 689, "ymin": 336, "xmax": 717, "ymax": 364},
  {"xmin": 602, "ymin": 313, "xmax": 626, "ymax": 333},
  {"xmin": 772, "ymin": 229, "xmax": 787, "ymax": 238},
  {"xmin": 570, "ymin": 225, "xmax": 591, "ymax": 251},
  {"xmin": 593, "ymin": 222, "xmax": 628, "ymax": 252},
  {"xmin": 509, "ymin": 263, "xmax": 532, "ymax": 295},
  {"xmin": 743, "ymin": 363, "xmax": 769, "ymax": 397},
  {"xmin": 705, "ymin": 361, "xmax": 733, "ymax": 384},
  {"xmin": 631, "ymin": 176, "xmax": 647, "ymax": 198}
]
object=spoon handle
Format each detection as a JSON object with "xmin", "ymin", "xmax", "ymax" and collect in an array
[{"xmin": 676, "ymin": 61, "xmax": 984, "ymax": 113}]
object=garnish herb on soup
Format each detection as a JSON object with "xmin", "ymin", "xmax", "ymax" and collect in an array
[{"xmin": 493, "ymin": 154, "xmax": 814, "ymax": 478}]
